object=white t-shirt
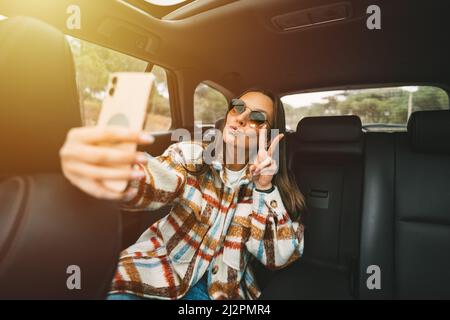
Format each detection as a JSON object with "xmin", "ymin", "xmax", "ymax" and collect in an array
[{"xmin": 224, "ymin": 165, "xmax": 247, "ymax": 189}]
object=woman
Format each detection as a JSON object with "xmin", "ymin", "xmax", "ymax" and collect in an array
[{"xmin": 60, "ymin": 89, "xmax": 305, "ymax": 300}]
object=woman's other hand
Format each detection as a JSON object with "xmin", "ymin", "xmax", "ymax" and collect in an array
[{"xmin": 249, "ymin": 128, "xmax": 284, "ymax": 190}]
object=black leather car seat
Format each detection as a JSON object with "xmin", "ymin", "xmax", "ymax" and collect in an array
[
  {"xmin": 0, "ymin": 16, "xmax": 122, "ymax": 299},
  {"xmin": 359, "ymin": 110, "xmax": 450, "ymax": 299},
  {"xmin": 261, "ymin": 115, "xmax": 364, "ymax": 299}
]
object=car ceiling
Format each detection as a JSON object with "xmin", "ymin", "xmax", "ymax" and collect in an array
[{"xmin": 0, "ymin": 0, "xmax": 449, "ymax": 97}]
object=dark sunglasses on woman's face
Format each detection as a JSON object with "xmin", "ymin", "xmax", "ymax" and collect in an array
[{"xmin": 228, "ymin": 98, "xmax": 270, "ymax": 128}]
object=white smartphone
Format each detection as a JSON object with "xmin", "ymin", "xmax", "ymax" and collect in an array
[{"xmin": 97, "ymin": 72, "xmax": 155, "ymax": 192}]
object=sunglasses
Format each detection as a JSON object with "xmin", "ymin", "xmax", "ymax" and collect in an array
[{"xmin": 228, "ymin": 98, "xmax": 270, "ymax": 128}]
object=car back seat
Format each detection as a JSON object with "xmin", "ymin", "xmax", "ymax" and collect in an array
[
  {"xmin": 260, "ymin": 115, "xmax": 364, "ymax": 299},
  {"xmin": 359, "ymin": 110, "xmax": 450, "ymax": 299}
]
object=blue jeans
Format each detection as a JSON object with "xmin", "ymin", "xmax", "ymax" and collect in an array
[{"xmin": 107, "ymin": 276, "xmax": 210, "ymax": 300}]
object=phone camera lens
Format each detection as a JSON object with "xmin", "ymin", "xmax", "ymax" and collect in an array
[
  {"xmin": 109, "ymin": 87, "xmax": 115, "ymax": 96},
  {"xmin": 112, "ymin": 77, "xmax": 118, "ymax": 85}
]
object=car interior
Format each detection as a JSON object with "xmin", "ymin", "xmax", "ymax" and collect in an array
[{"xmin": 0, "ymin": 0, "xmax": 449, "ymax": 299}]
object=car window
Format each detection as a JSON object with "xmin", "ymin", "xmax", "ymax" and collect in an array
[
  {"xmin": 66, "ymin": 36, "xmax": 171, "ymax": 131},
  {"xmin": 194, "ymin": 82, "xmax": 228, "ymax": 127},
  {"xmin": 142, "ymin": 65, "xmax": 171, "ymax": 132},
  {"xmin": 282, "ymin": 86, "xmax": 449, "ymax": 131}
]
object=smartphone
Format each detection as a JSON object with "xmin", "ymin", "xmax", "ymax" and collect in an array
[{"xmin": 97, "ymin": 72, "xmax": 155, "ymax": 192}]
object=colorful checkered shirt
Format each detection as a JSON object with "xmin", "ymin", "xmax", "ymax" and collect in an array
[{"xmin": 109, "ymin": 141, "xmax": 304, "ymax": 300}]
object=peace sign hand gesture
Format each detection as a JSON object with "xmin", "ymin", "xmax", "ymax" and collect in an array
[{"xmin": 249, "ymin": 128, "xmax": 284, "ymax": 190}]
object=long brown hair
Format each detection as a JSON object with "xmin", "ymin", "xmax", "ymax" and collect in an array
[{"xmin": 231, "ymin": 89, "xmax": 306, "ymax": 221}]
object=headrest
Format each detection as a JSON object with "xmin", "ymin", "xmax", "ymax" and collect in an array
[
  {"xmin": 0, "ymin": 16, "xmax": 81, "ymax": 175},
  {"xmin": 290, "ymin": 116, "xmax": 363, "ymax": 158},
  {"xmin": 407, "ymin": 110, "xmax": 450, "ymax": 154},
  {"xmin": 297, "ymin": 115, "xmax": 362, "ymax": 142}
]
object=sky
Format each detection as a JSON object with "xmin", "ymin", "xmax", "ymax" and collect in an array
[
  {"xmin": 281, "ymin": 90, "xmax": 345, "ymax": 108},
  {"xmin": 281, "ymin": 86, "xmax": 419, "ymax": 109}
]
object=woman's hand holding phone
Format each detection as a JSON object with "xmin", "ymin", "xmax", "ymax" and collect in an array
[
  {"xmin": 59, "ymin": 126, "xmax": 154, "ymax": 200},
  {"xmin": 60, "ymin": 72, "xmax": 155, "ymax": 200}
]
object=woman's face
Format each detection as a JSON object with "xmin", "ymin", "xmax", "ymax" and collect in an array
[{"xmin": 223, "ymin": 91, "xmax": 274, "ymax": 150}]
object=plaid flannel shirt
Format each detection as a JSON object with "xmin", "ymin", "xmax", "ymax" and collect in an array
[{"xmin": 109, "ymin": 141, "xmax": 304, "ymax": 300}]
